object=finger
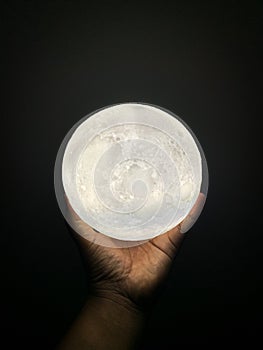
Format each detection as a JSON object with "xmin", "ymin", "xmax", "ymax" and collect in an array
[
  {"xmin": 150, "ymin": 225, "xmax": 184, "ymax": 260},
  {"xmin": 65, "ymin": 195, "xmax": 139, "ymax": 248},
  {"xmin": 180, "ymin": 192, "xmax": 206, "ymax": 233},
  {"xmin": 65, "ymin": 195, "xmax": 96, "ymax": 238}
]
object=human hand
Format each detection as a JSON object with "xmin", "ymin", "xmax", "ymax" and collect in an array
[
  {"xmin": 66, "ymin": 193, "xmax": 205, "ymax": 311},
  {"xmin": 57, "ymin": 194, "xmax": 205, "ymax": 350}
]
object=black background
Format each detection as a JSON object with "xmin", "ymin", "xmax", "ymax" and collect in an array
[{"xmin": 2, "ymin": 1, "xmax": 262, "ymax": 349}]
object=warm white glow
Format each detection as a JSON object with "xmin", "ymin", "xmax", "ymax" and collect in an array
[{"xmin": 62, "ymin": 103, "xmax": 202, "ymax": 243}]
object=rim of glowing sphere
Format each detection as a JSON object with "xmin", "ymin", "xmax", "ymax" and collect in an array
[{"xmin": 54, "ymin": 102, "xmax": 209, "ymax": 245}]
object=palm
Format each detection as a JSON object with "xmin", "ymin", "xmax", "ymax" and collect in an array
[
  {"xmin": 73, "ymin": 226, "xmax": 183, "ymax": 307},
  {"xmin": 66, "ymin": 193, "xmax": 204, "ymax": 307}
]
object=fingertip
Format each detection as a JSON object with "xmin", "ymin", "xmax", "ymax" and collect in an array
[{"xmin": 180, "ymin": 192, "xmax": 206, "ymax": 233}]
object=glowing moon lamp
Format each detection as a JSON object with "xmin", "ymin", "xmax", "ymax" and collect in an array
[{"xmin": 54, "ymin": 103, "xmax": 208, "ymax": 248}]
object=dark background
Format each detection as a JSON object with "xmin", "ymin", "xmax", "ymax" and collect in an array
[{"xmin": 2, "ymin": 1, "xmax": 262, "ymax": 349}]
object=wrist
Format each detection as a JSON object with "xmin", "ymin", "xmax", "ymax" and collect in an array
[
  {"xmin": 57, "ymin": 290, "xmax": 145, "ymax": 350},
  {"xmin": 88, "ymin": 288, "xmax": 145, "ymax": 316},
  {"xmin": 82, "ymin": 292, "xmax": 145, "ymax": 350}
]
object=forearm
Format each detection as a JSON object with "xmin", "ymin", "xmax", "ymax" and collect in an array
[{"xmin": 56, "ymin": 294, "xmax": 145, "ymax": 350}]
